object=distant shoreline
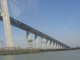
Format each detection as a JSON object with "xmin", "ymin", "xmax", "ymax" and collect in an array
[{"xmin": 0, "ymin": 48, "xmax": 80, "ymax": 56}]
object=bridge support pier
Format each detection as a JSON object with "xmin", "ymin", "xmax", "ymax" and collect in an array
[
  {"xmin": 50, "ymin": 41, "xmax": 53, "ymax": 49},
  {"xmin": 53, "ymin": 42, "xmax": 57, "ymax": 49},
  {"xmin": 48, "ymin": 40, "xmax": 50, "ymax": 49},
  {"xmin": 41, "ymin": 37, "xmax": 45, "ymax": 49},
  {"xmin": 61, "ymin": 46, "xmax": 65, "ymax": 49},
  {"xmin": 56, "ymin": 44, "xmax": 59, "ymax": 49},
  {"xmin": 1, "ymin": 0, "xmax": 14, "ymax": 48},
  {"xmin": 46, "ymin": 39, "xmax": 49, "ymax": 49},
  {"xmin": 60, "ymin": 45, "xmax": 62, "ymax": 49},
  {"xmin": 59, "ymin": 45, "xmax": 61, "ymax": 49},
  {"xmin": 35, "ymin": 34, "xmax": 38, "ymax": 48},
  {"xmin": 26, "ymin": 31, "xmax": 30, "ymax": 48}
]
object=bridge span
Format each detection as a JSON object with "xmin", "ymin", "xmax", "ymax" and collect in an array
[
  {"xmin": 0, "ymin": 0, "xmax": 70, "ymax": 50},
  {"xmin": 0, "ymin": 16, "xmax": 70, "ymax": 49}
]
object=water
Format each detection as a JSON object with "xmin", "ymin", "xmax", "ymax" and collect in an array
[{"xmin": 0, "ymin": 50, "xmax": 80, "ymax": 60}]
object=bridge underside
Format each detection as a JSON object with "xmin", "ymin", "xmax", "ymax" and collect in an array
[{"xmin": 0, "ymin": 16, "xmax": 70, "ymax": 48}]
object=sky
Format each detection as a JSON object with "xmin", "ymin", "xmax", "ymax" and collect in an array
[{"xmin": 0, "ymin": 0, "xmax": 80, "ymax": 48}]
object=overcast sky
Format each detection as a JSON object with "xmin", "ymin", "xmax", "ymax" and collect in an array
[{"xmin": 0, "ymin": 0, "xmax": 80, "ymax": 48}]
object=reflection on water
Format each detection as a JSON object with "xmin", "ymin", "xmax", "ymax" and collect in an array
[{"xmin": 0, "ymin": 50, "xmax": 80, "ymax": 60}]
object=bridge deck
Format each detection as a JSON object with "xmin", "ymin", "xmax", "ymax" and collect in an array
[{"xmin": 0, "ymin": 16, "xmax": 70, "ymax": 48}]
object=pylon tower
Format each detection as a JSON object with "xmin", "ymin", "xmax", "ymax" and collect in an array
[{"xmin": 0, "ymin": 0, "xmax": 14, "ymax": 48}]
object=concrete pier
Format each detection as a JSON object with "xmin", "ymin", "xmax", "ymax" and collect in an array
[
  {"xmin": 53, "ymin": 42, "xmax": 57, "ymax": 49},
  {"xmin": 26, "ymin": 31, "xmax": 30, "ymax": 47},
  {"xmin": 35, "ymin": 34, "xmax": 38, "ymax": 48},
  {"xmin": 41, "ymin": 37, "xmax": 45, "ymax": 49},
  {"xmin": 46, "ymin": 39, "xmax": 49, "ymax": 49},
  {"xmin": 50, "ymin": 42, "xmax": 53, "ymax": 49}
]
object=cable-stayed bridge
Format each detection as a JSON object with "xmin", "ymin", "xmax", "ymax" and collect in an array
[{"xmin": 0, "ymin": 0, "xmax": 70, "ymax": 50}]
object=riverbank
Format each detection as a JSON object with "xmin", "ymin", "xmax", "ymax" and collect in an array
[{"xmin": 0, "ymin": 48, "xmax": 80, "ymax": 55}]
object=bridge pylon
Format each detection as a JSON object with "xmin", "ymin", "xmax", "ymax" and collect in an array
[{"xmin": 0, "ymin": 0, "xmax": 14, "ymax": 48}]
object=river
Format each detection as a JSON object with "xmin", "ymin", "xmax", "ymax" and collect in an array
[{"xmin": 0, "ymin": 50, "xmax": 80, "ymax": 60}]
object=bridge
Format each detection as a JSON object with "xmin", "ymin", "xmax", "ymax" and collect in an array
[{"xmin": 0, "ymin": 0, "xmax": 70, "ymax": 50}]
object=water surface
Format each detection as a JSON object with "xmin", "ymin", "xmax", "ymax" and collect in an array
[{"xmin": 0, "ymin": 50, "xmax": 80, "ymax": 60}]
